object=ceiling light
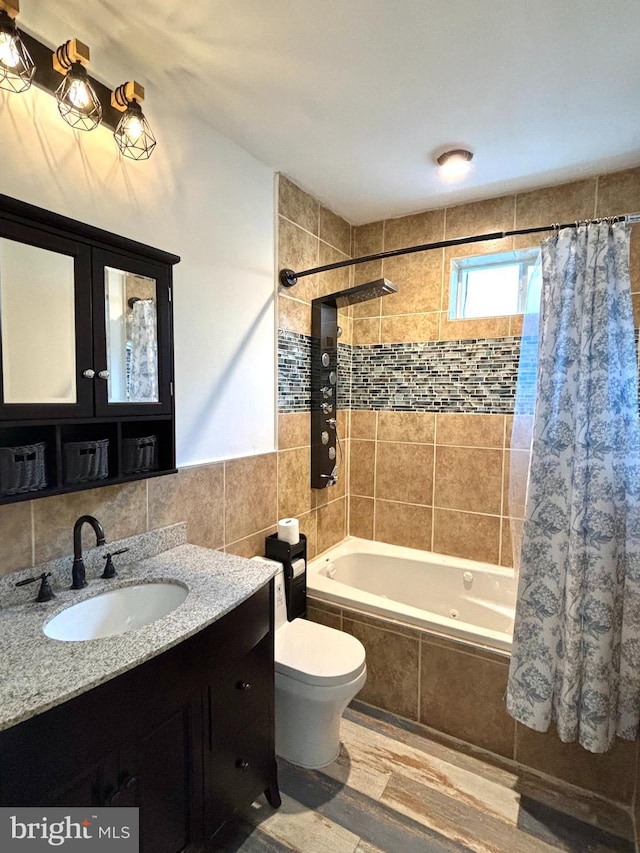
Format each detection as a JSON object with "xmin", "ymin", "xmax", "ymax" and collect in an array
[
  {"xmin": 111, "ymin": 80, "xmax": 156, "ymax": 160},
  {"xmin": 437, "ymin": 149, "xmax": 474, "ymax": 179},
  {"xmin": 52, "ymin": 39, "xmax": 102, "ymax": 131},
  {"xmin": 0, "ymin": 0, "xmax": 35, "ymax": 94}
]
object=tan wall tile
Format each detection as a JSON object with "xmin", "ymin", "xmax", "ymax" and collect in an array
[
  {"xmin": 307, "ymin": 603, "xmax": 342, "ymax": 630},
  {"xmin": 225, "ymin": 524, "xmax": 277, "ymax": 559},
  {"xmin": 343, "ymin": 617, "xmax": 419, "ymax": 719},
  {"xmin": 377, "ymin": 411, "xmax": 434, "ymax": 444},
  {"xmin": 500, "ymin": 518, "xmax": 516, "ymax": 568},
  {"xmin": 316, "ymin": 496, "xmax": 346, "ymax": 555},
  {"xmin": 375, "ymin": 500, "xmax": 431, "ymax": 551},
  {"xmin": 445, "ymin": 196, "xmax": 515, "ymax": 239},
  {"xmin": 381, "ymin": 253, "xmax": 442, "ymax": 315},
  {"xmin": 320, "ymin": 205, "xmax": 351, "ymax": 255},
  {"xmin": 434, "ymin": 446, "xmax": 502, "ymax": 515},
  {"xmin": 225, "ymin": 453, "xmax": 277, "ymax": 544},
  {"xmin": 376, "ymin": 442, "xmax": 433, "ymax": 505},
  {"xmin": 595, "ymin": 166, "xmax": 640, "ymax": 218},
  {"xmin": 432, "ymin": 508, "xmax": 500, "ymax": 564},
  {"xmin": 354, "ymin": 221, "xmax": 384, "ymax": 255},
  {"xmin": 420, "ymin": 640, "xmax": 514, "ymax": 757},
  {"xmin": 350, "ymin": 439, "xmax": 376, "ymax": 497},
  {"xmin": 317, "ymin": 241, "xmax": 350, "ymax": 299},
  {"xmin": 515, "ymin": 179, "xmax": 597, "ymax": 231},
  {"xmin": 350, "ymin": 410, "xmax": 377, "ymax": 440},
  {"xmin": 33, "ymin": 481, "xmax": 147, "ymax": 565},
  {"xmin": 439, "ymin": 314, "xmax": 511, "ymax": 341},
  {"xmin": 349, "ymin": 495, "xmax": 374, "ymax": 540},
  {"xmin": 278, "ymin": 294, "xmax": 311, "ymax": 336},
  {"xmin": 148, "ymin": 463, "xmax": 224, "ymax": 549},
  {"xmin": 515, "ymin": 723, "xmax": 636, "ymax": 804},
  {"xmin": 384, "ymin": 209, "xmax": 445, "ymax": 250},
  {"xmin": 278, "ymin": 217, "xmax": 318, "ymax": 303},
  {"xmin": 278, "ymin": 447, "xmax": 312, "ymax": 519},
  {"xmin": 278, "ymin": 412, "xmax": 310, "ymax": 450},
  {"xmin": 299, "ymin": 509, "xmax": 317, "ymax": 559},
  {"xmin": 436, "ymin": 413, "xmax": 505, "ymax": 448},
  {"xmin": 353, "ymin": 317, "xmax": 380, "ymax": 345},
  {"xmin": 278, "ymin": 174, "xmax": 319, "ymax": 234},
  {"xmin": 380, "ymin": 312, "xmax": 439, "ymax": 343},
  {"xmin": 0, "ymin": 502, "xmax": 33, "ymax": 574}
]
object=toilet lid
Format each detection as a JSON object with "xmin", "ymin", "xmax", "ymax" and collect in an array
[{"xmin": 275, "ymin": 619, "xmax": 366, "ymax": 687}]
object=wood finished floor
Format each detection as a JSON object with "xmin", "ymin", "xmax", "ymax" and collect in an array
[{"xmin": 213, "ymin": 703, "xmax": 635, "ymax": 853}]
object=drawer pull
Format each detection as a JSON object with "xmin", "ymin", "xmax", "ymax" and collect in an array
[
  {"xmin": 236, "ymin": 759, "xmax": 250, "ymax": 772},
  {"xmin": 236, "ymin": 681, "xmax": 251, "ymax": 691}
]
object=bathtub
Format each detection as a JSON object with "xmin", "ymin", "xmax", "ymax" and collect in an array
[{"xmin": 307, "ymin": 537, "xmax": 515, "ymax": 652}]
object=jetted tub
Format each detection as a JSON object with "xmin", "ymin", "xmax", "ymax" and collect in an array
[{"xmin": 307, "ymin": 537, "xmax": 515, "ymax": 652}]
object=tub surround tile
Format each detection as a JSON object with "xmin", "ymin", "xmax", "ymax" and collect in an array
[
  {"xmin": 514, "ymin": 179, "xmax": 596, "ymax": 233},
  {"xmin": 279, "ymin": 293, "xmax": 311, "ymax": 336},
  {"xmin": 350, "ymin": 440, "xmax": 376, "ymax": 497},
  {"xmin": 317, "ymin": 241, "xmax": 351, "ymax": 299},
  {"xmin": 432, "ymin": 509, "xmax": 500, "ymax": 564},
  {"xmin": 278, "ymin": 412, "xmax": 310, "ymax": 450},
  {"xmin": 380, "ymin": 312, "xmax": 439, "ymax": 344},
  {"xmin": 384, "ymin": 209, "xmax": 445, "ymax": 250},
  {"xmin": 439, "ymin": 313, "xmax": 511, "ymax": 343},
  {"xmin": 0, "ymin": 502, "xmax": 33, "ymax": 575},
  {"xmin": 377, "ymin": 411, "xmax": 434, "ymax": 444},
  {"xmin": 278, "ymin": 174, "xmax": 319, "ymax": 235},
  {"xmin": 445, "ymin": 196, "xmax": 515, "ymax": 240},
  {"xmin": 343, "ymin": 617, "xmax": 419, "ymax": 720},
  {"xmin": 350, "ymin": 410, "xmax": 377, "ymax": 440},
  {"xmin": 349, "ymin": 495, "xmax": 375, "ymax": 540},
  {"xmin": 340, "ymin": 608, "xmax": 422, "ymax": 640},
  {"xmin": 278, "ymin": 216, "xmax": 318, "ymax": 303},
  {"xmin": 595, "ymin": 166, "xmax": 640, "ymax": 219},
  {"xmin": 353, "ymin": 317, "xmax": 381, "ymax": 345},
  {"xmin": 225, "ymin": 524, "xmax": 277, "ymax": 559},
  {"xmin": 307, "ymin": 604, "xmax": 342, "ymax": 631},
  {"xmin": 354, "ymin": 220, "xmax": 384, "ymax": 256},
  {"xmin": 436, "ymin": 413, "xmax": 505, "ymax": 448},
  {"xmin": 374, "ymin": 500, "xmax": 432, "ymax": 552},
  {"xmin": 316, "ymin": 497, "xmax": 346, "ymax": 555},
  {"xmin": 224, "ymin": 453, "xmax": 277, "ymax": 544},
  {"xmin": 148, "ymin": 463, "xmax": 224, "ymax": 550},
  {"xmin": 420, "ymin": 642, "xmax": 514, "ymax": 759},
  {"xmin": 381, "ymin": 254, "xmax": 442, "ymax": 316},
  {"xmin": 33, "ymin": 481, "xmax": 147, "ymax": 565},
  {"xmin": 434, "ymin": 445, "xmax": 503, "ymax": 515},
  {"xmin": 376, "ymin": 442, "xmax": 433, "ymax": 505},
  {"xmin": 320, "ymin": 205, "xmax": 351, "ymax": 256},
  {"xmin": 277, "ymin": 446, "xmax": 312, "ymax": 519}
]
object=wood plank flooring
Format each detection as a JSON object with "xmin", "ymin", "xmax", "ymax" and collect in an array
[{"xmin": 212, "ymin": 703, "xmax": 635, "ymax": 853}]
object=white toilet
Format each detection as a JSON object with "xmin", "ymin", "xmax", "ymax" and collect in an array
[{"xmin": 254, "ymin": 559, "xmax": 367, "ymax": 768}]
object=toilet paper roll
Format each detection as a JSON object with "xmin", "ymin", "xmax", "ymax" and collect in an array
[
  {"xmin": 291, "ymin": 557, "xmax": 306, "ymax": 579},
  {"xmin": 277, "ymin": 517, "xmax": 300, "ymax": 545}
]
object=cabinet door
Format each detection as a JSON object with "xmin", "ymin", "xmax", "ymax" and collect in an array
[
  {"xmin": 92, "ymin": 248, "xmax": 173, "ymax": 417},
  {"xmin": 0, "ymin": 219, "xmax": 94, "ymax": 419}
]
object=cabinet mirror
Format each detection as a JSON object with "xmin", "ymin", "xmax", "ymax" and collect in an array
[
  {"xmin": 104, "ymin": 267, "xmax": 159, "ymax": 404},
  {"xmin": 0, "ymin": 237, "xmax": 76, "ymax": 405}
]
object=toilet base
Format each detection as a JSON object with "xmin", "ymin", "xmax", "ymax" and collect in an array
[{"xmin": 275, "ymin": 666, "xmax": 367, "ymax": 769}]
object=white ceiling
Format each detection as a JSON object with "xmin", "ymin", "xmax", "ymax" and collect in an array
[{"xmin": 20, "ymin": 1, "xmax": 640, "ymax": 225}]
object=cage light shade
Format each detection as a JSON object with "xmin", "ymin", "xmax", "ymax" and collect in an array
[
  {"xmin": 0, "ymin": 14, "xmax": 35, "ymax": 93},
  {"xmin": 55, "ymin": 62, "xmax": 102, "ymax": 131},
  {"xmin": 114, "ymin": 100, "xmax": 156, "ymax": 160}
]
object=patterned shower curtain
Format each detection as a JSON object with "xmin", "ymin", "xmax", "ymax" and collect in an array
[
  {"xmin": 506, "ymin": 221, "xmax": 640, "ymax": 753},
  {"xmin": 127, "ymin": 299, "xmax": 158, "ymax": 403}
]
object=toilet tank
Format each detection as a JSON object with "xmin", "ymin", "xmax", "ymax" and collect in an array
[{"xmin": 251, "ymin": 557, "xmax": 287, "ymax": 630}]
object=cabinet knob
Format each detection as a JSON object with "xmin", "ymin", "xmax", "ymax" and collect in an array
[
  {"xmin": 82, "ymin": 369, "xmax": 95, "ymax": 379},
  {"xmin": 97, "ymin": 370, "xmax": 110, "ymax": 380},
  {"xmin": 236, "ymin": 759, "xmax": 250, "ymax": 772},
  {"xmin": 236, "ymin": 681, "xmax": 251, "ymax": 691}
]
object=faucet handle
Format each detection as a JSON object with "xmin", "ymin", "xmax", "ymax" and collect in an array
[
  {"xmin": 15, "ymin": 572, "xmax": 56, "ymax": 602},
  {"xmin": 101, "ymin": 548, "xmax": 129, "ymax": 579}
]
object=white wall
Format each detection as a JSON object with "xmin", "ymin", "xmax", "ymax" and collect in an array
[{"xmin": 0, "ymin": 69, "xmax": 276, "ymax": 465}]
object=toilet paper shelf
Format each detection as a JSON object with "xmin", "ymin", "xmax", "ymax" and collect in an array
[{"xmin": 265, "ymin": 533, "xmax": 307, "ymax": 621}]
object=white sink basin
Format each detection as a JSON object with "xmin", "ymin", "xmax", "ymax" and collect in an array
[{"xmin": 44, "ymin": 582, "xmax": 189, "ymax": 642}]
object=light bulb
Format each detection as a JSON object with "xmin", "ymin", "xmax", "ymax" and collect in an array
[
  {"xmin": 114, "ymin": 100, "xmax": 156, "ymax": 160},
  {"xmin": 67, "ymin": 77, "xmax": 90, "ymax": 109},
  {"xmin": 122, "ymin": 113, "xmax": 144, "ymax": 143},
  {"xmin": 55, "ymin": 62, "xmax": 102, "ymax": 131},
  {"xmin": 0, "ymin": 30, "xmax": 19, "ymax": 69}
]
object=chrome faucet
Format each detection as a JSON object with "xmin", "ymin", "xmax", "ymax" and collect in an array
[{"xmin": 71, "ymin": 515, "xmax": 106, "ymax": 590}]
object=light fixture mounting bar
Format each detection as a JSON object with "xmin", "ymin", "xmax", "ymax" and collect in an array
[
  {"xmin": 17, "ymin": 30, "xmax": 121, "ymax": 130},
  {"xmin": 0, "ymin": 0, "xmax": 19, "ymax": 18}
]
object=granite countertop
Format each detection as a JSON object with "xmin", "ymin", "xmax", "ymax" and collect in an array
[{"xmin": 0, "ymin": 540, "xmax": 276, "ymax": 733}]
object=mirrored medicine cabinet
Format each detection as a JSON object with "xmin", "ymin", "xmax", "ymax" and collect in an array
[{"xmin": 0, "ymin": 193, "xmax": 180, "ymax": 504}]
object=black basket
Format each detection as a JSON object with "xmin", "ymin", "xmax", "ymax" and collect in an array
[
  {"xmin": 122, "ymin": 435, "xmax": 157, "ymax": 475},
  {"xmin": 0, "ymin": 441, "xmax": 47, "ymax": 496},
  {"xmin": 63, "ymin": 439, "xmax": 109, "ymax": 484}
]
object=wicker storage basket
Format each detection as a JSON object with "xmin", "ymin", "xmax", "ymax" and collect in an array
[
  {"xmin": 0, "ymin": 441, "xmax": 47, "ymax": 496},
  {"xmin": 63, "ymin": 438, "xmax": 109, "ymax": 484},
  {"xmin": 122, "ymin": 435, "xmax": 157, "ymax": 474}
]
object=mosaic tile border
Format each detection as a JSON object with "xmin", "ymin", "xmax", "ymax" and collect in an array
[{"xmin": 278, "ymin": 330, "xmax": 523, "ymax": 414}]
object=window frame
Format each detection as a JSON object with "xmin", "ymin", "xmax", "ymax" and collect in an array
[{"xmin": 449, "ymin": 248, "xmax": 539, "ymax": 320}]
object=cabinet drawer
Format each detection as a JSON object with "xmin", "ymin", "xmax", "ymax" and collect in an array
[
  {"xmin": 208, "ymin": 715, "xmax": 272, "ymax": 837},
  {"xmin": 210, "ymin": 634, "xmax": 272, "ymax": 747}
]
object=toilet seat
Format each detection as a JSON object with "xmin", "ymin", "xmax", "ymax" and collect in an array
[{"xmin": 275, "ymin": 619, "xmax": 366, "ymax": 687}]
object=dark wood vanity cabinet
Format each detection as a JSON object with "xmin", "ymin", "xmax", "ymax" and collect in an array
[
  {"xmin": 0, "ymin": 584, "xmax": 279, "ymax": 852},
  {"xmin": 0, "ymin": 193, "xmax": 180, "ymax": 504}
]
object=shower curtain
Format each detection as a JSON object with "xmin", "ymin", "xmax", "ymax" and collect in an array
[
  {"xmin": 127, "ymin": 299, "xmax": 158, "ymax": 403},
  {"xmin": 506, "ymin": 221, "xmax": 640, "ymax": 753}
]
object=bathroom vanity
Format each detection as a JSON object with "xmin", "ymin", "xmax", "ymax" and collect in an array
[{"xmin": 0, "ymin": 542, "xmax": 280, "ymax": 852}]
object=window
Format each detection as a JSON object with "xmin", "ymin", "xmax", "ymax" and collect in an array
[{"xmin": 449, "ymin": 248, "xmax": 539, "ymax": 320}]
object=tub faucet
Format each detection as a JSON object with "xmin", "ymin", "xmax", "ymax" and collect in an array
[{"xmin": 71, "ymin": 515, "xmax": 106, "ymax": 590}]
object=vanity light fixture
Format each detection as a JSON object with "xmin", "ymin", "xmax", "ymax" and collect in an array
[
  {"xmin": 111, "ymin": 80, "xmax": 156, "ymax": 160},
  {"xmin": 52, "ymin": 39, "xmax": 102, "ymax": 131},
  {"xmin": 436, "ymin": 148, "xmax": 474, "ymax": 178},
  {"xmin": 0, "ymin": 0, "xmax": 35, "ymax": 93}
]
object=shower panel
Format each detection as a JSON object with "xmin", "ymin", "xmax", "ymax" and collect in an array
[{"xmin": 311, "ymin": 279, "xmax": 396, "ymax": 488}]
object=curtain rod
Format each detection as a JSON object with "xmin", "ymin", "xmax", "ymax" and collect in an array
[{"xmin": 279, "ymin": 213, "xmax": 640, "ymax": 288}]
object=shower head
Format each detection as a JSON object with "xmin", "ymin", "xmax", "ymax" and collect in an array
[{"xmin": 315, "ymin": 278, "xmax": 397, "ymax": 308}]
